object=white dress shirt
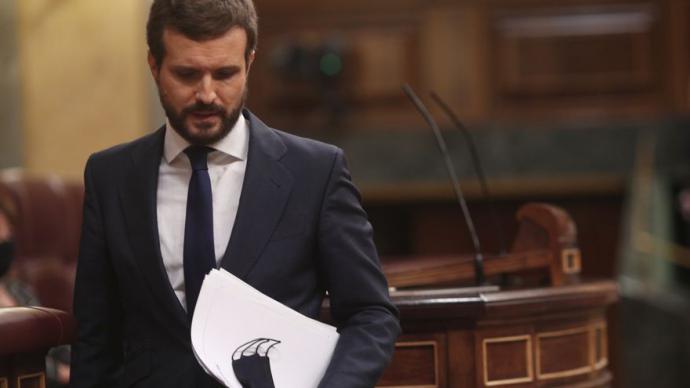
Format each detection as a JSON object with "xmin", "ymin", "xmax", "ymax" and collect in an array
[{"xmin": 157, "ymin": 117, "xmax": 249, "ymax": 310}]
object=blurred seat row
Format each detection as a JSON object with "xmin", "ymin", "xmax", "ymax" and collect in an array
[{"xmin": 0, "ymin": 169, "xmax": 81, "ymax": 387}]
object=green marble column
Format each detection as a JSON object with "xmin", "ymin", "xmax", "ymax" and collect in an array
[{"xmin": 0, "ymin": 0, "xmax": 22, "ymax": 169}]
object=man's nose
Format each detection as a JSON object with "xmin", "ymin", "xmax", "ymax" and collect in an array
[{"xmin": 196, "ymin": 75, "xmax": 217, "ymax": 104}]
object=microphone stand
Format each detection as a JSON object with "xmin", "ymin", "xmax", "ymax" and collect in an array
[
  {"xmin": 402, "ymin": 84, "xmax": 486, "ymax": 285},
  {"xmin": 430, "ymin": 92, "xmax": 507, "ymax": 255}
]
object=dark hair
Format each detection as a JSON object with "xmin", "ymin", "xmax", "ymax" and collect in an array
[{"xmin": 147, "ymin": 0, "xmax": 258, "ymax": 67}]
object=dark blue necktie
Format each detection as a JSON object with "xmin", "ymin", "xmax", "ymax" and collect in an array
[{"xmin": 184, "ymin": 146, "xmax": 216, "ymax": 316}]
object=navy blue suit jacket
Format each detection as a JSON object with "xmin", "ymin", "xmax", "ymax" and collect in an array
[{"xmin": 71, "ymin": 111, "xmax": 400, "ymax": 387}]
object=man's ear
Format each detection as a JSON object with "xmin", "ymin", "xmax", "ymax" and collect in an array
[
  {"xmin": 246, "ymin": 50, "xmax": 256, "ymax": 74},
  {"xmin": 147, "ymin": 51, "xmax": 159, "ymax": 82}
]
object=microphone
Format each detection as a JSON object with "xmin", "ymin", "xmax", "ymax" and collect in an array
[
  {"xmin": 402, "ymin": 84, "xmax": 486, "ymax": 285},
  {"xmin": 429, "ymin": 92, "xmax": 507, "ymax": 254}
]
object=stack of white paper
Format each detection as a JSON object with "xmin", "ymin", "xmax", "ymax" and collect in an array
[{"xmin": 191, "ymin": 269, "xmax": 340, "ymax": 387}]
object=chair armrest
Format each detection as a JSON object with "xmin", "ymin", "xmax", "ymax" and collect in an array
[{"xmin": 0, "ymin": 307, "xmax": 75, "ymax": 356}]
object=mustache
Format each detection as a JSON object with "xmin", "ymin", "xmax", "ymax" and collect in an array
[{"xmin": 182, "ymin": 102, "xmax": 226, "ymax": 116}]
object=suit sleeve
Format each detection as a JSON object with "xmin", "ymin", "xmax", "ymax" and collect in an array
[
  {"xmin": 317, "ymin": 148, "xmax": 401, "ymax": 388},
  {"xmin": 70, "ymin": 155, "xmax": 124, "ymax": 387}
]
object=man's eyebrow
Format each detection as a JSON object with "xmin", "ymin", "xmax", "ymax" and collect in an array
[
  {"xmin": 215, "ymin": 65, "xmax": 242, "ymax": 72},
  {"xmin": 169, "ymin": 64, "xmax": 242, "ymax": 71},
  {"xmin": 170, "ymin": 65, "xmax": 199, "ymax": 71}
]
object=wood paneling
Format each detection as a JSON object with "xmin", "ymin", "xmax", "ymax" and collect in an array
[
  {"xmin": 370, "ymin": 194, "xmax": 623, "ymax": 280},
  {"xmin": 251, "ymin": 0, "xmax": 690, "ymax": 128},
  {"xmin": 251, "ymin": 0, "xmax": 426, "ymax": 130},
  {"xmin": 447, "ymin": 331, "xmax": 476, "ymax": 388},
  {"xmin": 378, "ymin": 335, "xmax": 447, "ymax": 387},
  {"xmin": 668, "ymin": 0, "xmax": 690, "ymax": 110},
  {"xmin": 380, "ymin": 282, "xmax": 617, "ymax": 387},
  {"xmin": 482, "ymin": 335, "xmax": 534, "ymax": 385},
  {"xmin": 488, "ymin": 0, "xmax": 671, "ymax": 118},
  {"xmin": 1, "ymin": 353, "xmax": 46, "ymax": 388},
  {"xmin": 537, "ymin": 326, "xmax": 591, "ymax": 378},
  {"xmin": 492, "ymin": 3, "xmax": 659, "ymax": 96},
  {"xmin": 16, "ymin": 372, "xmax": 44, "ymax": 388}
]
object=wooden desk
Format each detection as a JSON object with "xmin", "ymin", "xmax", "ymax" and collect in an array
[{"xmin": 379, "ymin": 281, "xmax": 617, "ymax": 388}]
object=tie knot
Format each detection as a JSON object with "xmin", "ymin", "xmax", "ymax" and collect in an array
[{"xmin": 184, "ymin": 146, "xmax": 212, "ymax": 171}]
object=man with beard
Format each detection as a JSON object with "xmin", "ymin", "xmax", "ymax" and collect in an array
[{"xmin": 69, "ymin": 1, "xmax": 400, "ymax": 387}]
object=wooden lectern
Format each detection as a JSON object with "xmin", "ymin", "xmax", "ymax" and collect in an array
[
  {"xmin": 0, "ymin": 202, "xmax": 616, "ymax": 388},
  {"xmin": 377, "ymin": 203, "xmax": 618, "ymax": 387}
]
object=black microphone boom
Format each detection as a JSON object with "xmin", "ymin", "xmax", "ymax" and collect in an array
[
  {"xmin": 402, "ymin": 84, "xmax": 486, "ymax": 285},
  {"xmin": 430, "ymin": 91, "xmax": 507, "ymax": 255}
]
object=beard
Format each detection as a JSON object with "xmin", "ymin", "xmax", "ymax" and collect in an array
[{"xmin": 159, "ymin": 87, "xmax": 247, "ymax": 146}]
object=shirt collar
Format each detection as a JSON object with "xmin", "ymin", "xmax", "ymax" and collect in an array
[{"xmin": 163, "ymin": 115, "xmax": 249, "ymax": 164}]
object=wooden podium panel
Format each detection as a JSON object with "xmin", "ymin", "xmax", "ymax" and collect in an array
[{"xmin": 378, "ymin": 281, "xmax": 617, "ymax": 388}]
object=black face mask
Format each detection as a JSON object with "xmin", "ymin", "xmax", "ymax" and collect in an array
[{"xmin": 0, "ymin": 241, "xmax": 15, "ymax": 278}]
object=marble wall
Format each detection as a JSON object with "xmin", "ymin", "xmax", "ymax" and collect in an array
[
  {"xmin": 0, "ymin": 0, "xmax": 22, "ymax": 169},
  {"xmin": 15, "ymin": 0, "xmax": 151, "ymax": 178}
]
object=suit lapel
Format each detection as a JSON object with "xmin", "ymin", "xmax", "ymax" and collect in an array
[
  {"xmin": 119, "ymin": 127, "xmax": 189, "ymax": 328},
  {"xmin": 116, "ymin": 113, "xmax": 293, "ymax": 329},
  {"xmin": 220, "ymin": 112, "xmax": 294, "ymax": 278}
]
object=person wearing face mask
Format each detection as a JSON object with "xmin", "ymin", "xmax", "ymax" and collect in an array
[
  {"xmin": 0, "ymin": 224, "xmax": 12, "ymax": 279},
  {"xmin": 0, "ymin": 197, "xmax": 71, "ymax": 387},
  {"xmin": 0, "ymin": 197, "xmax": 27, "ymax": 306}
]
